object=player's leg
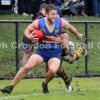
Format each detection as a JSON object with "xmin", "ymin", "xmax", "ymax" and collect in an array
[
  {"xmin": 0, "ymin": 54, "xmax": 43, "ymax": 94},
  {"xmin": 64, "ymin": 46, "xmax": 87, "ymax": 64},
  {"xmin": 57, "ymin": 42, "xmax": 87, "ymax": 91},
  {"xmin": 56, "ymin": 66, "xmax": 73, "ymax": 92},
  {"xmin": 12, "ymin": 54, "xmax": 43, "ymax": 86},
  {"xmin": 58, "ymin": 47, "xmax": 86, "ymax": 90},
  {"xmin": 63, "ymin": 41, "xmax": 87, "ymax": 64},
  {"xmin": 57, "ymin": 47, "xmax": 85, "ymax": 92},
  {"xmin": 21, "ymin": 52, "xmax": 33, "ymax": 75},
  {"xmin": 75, "ymin": 46, "xmax": 87, "ymax": 60},
  {"xmin": 20, "ymin": 37, "xmax": 34, "ymax": 75},
  {"xmin": 45, "ymin": 63, "xmax": 48, "ymax": 72},
  {"xmin": 22, "ymin": 52, "xmax": 32, "ymax": 66},
  {"xmin": 42, "ymin": 58, "xmax": 61, "ymax": 93},
  {"xmin": 45, "ymin": 62, "xmax": 73, "ymax": 92}
]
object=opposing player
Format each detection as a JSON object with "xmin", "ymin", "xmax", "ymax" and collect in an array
[
  {"xmin": 55, "ymin": 6, "xmax": 87, "ymax": 64},
  {"xmin": 21, "ymin": 3, "xmax": 48, "ymax": 75},
  {"xmin": 0, "ymin": 4, "xmax": 83, "ymax": 94}
]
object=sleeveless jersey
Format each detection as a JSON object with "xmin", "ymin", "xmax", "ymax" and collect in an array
[{"xmin": 38, "ymin": 17, "xmax": 63, "ymax": 54}]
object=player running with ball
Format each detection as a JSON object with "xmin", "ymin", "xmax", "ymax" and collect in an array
[{"xmin": 0, "ymin": 4, "xmax": 83, "ymax": 94}]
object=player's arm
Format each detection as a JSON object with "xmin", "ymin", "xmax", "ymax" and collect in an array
[
  {"xmin": 56, "ymin": 33, "xmax": 75, "ymax": 56},
  {"xmin": 61, "ymin": 18, "xmax": 83, "ymax": 40},
  {"xmin": 60, "ymin": 33, "xmax": 69, "ymax": 48},
  {"xmin": 24, "ymin": 20, "xmax": 39, "ymax": 41},
  {"xmin": 51, "ymin": 33, "xmax": 69, "ymax": 47}
]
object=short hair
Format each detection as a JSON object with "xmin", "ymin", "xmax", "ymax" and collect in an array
[
  {"xmin": 39, "ymin": 3, "xmax": 48, "ymax": 11},
  {"xmin": 46, "ymin": 4, "xmax": 56, "ymax": 13}
]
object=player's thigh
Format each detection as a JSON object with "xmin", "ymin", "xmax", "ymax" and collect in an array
[
  {"xmin": 23, "ymin": 52, "xmax": 32, "ymax": 57},
  {"xmin": 25, "ymin": 54, "xmax": 43, "ymax": 69},
  {"xmin": 48, "ymin": 58, "xmax": 61, "ymax": 73},
  {"xmin": 22, "ymin": 52, "xmax": 33, "ymax": 66},
  {"xmin": 22, "ymin": 52, "xmax": 32, "ymax": 60}
]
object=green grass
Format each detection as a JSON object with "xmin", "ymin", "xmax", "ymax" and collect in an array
[
  {"xmin": 0, "ymin": 14, "xmax": 31, "ymax": 20},
  {"xmin": 0, "ymin": 13, "xmax": 100, "ymax": 21},
  {"xmin": 0, "ymin": 77, "xmax": 100, "ymax": 100}
]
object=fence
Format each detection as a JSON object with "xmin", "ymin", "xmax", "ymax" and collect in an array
[{"xmin": 0, "ymin": 20, "xmax": 100, "ymax": 79}]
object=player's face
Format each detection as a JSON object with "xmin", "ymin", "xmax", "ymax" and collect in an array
[
  {"xmin": 41, "ymin": 8, "xmax": 46, "ymax": 16},
  {"xmin": 47, "ymin": 10, "xmax": 57, "ymax": 23}
]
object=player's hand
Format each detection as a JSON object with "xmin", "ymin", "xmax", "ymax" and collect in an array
[
  {"xmin": 29, "ymin": 33, "xmax": 39, "ymax": 42},
  {"xmin": 51, "ymin": 35, "xmax": 62, "ymax": 43},
  {"xmin": 76, "ymin": 34, "xmax": 83, "ymax": 40}
]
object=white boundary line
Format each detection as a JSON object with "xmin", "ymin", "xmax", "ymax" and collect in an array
[
  {"xmin": 0, "ymin": 88, "xmax": 100, "ymax": 100},
  {"xmin": 80, "ymin": 88, "xmax": 100, "ymax": 91},
  {"xmin": 0, "ymin": 92, "xmax": 65, "ymax": 100}
]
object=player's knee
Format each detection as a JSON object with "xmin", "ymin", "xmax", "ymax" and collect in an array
[
  {"xmin": 49, "ymin": 68, "xmax": 56, "ymax": 75},
  {"xmin": 57, "ymin": 67, "xmax": 63, "ymax": 75},
  {"xmin": 24, "ymin": 65, "xmax": 32, "ymax": 73}
]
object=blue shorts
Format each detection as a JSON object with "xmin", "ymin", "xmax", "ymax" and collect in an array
[{"xmin": 35, "ymin": 49, "xmax": 62, "ymax": 62}]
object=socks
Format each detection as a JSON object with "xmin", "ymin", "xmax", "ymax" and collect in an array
[
  {"xmin": 57, "ymin": 67, "xmax": 69, "ymax": 85},
  {"xmin": 75, "ymin": 48, "xmax": 83, "ymax": 60}
]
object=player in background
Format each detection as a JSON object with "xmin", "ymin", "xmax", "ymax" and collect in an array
[
  {"xmin": 56, "ymin": 6, "xmax": 87, "ymax": 64},
  {"xmin": 21, "ymin": 4, "xmax": 48, "ymax": 75}
]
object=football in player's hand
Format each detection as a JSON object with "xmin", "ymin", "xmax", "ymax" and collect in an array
[{"xmin": 32, "ymin": 29, "xmax": 44, "ymax": 40}]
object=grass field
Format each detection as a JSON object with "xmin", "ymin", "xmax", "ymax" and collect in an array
[
  {"xmin": 0, "ymin": 77, "xmax": 100, "ymax": 100},
  {"xmin": 0, "ymin": 13, "xmax": 100, "ymax": 21}
]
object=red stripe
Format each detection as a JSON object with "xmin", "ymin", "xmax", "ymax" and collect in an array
[
  {"xmin": 43, "ymin": 36, "xmax": 53, "ymax": 41},
  {"xmin": 60, "ymin": 18, "xmax": 62, "ymax": 33}
]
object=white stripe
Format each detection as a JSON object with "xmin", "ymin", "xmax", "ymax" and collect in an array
[
  {"xmin": 81, "ymin": 88, "xmax": 100, "ymax": 91},
  {"xmin": 0, "ymin": 88, "xmax": 100, "ymax": 100},
  {"xmin": 0, "ymin": 92, "xmax": 65, "ymax": 100}
]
